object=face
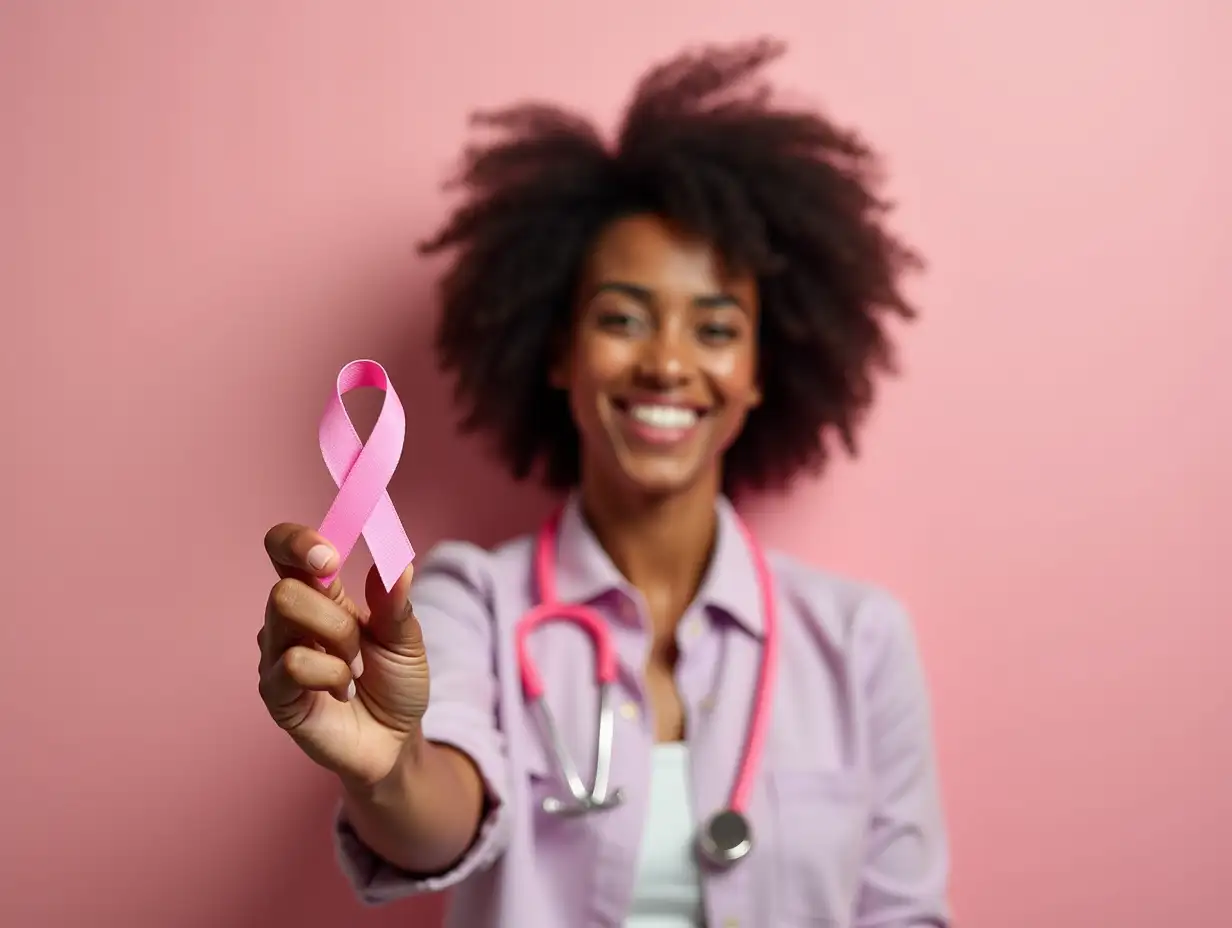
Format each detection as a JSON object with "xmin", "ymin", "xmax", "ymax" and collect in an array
[{"xmin": 551, "ymin": 214, "xmax": 762, "ymax": 500}]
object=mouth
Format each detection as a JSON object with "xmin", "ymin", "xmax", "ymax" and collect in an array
[{"xmin": 611, "ymin": 398, "xmax": 709, "ymax": 447}]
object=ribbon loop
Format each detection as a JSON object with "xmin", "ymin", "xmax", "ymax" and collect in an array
[{"xmin": 316, "ymin": 359, "xmax": 415, "ymax": 591}]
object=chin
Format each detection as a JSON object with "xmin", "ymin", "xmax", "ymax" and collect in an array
[
  {"xmin": 581, "ymin": 406, "xmax": 723, "ymax": 500},
  {"xmin": 610, "ymin": 453, "xmax": 715, "ymax": 500}
]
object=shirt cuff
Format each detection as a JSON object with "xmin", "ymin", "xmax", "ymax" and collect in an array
[{"xmin": 331, "ymin": 705, "xmax": 510, "ymax": 905}]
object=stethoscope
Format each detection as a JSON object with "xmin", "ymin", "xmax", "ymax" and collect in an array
[{"xmin": 514, "ymin": 507, "xmax": 778, "ymax": 868}]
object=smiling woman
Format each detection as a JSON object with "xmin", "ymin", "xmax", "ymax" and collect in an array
[{"xmin": 256, "ymin": 36, "xmax": 947, "ymax": 928}]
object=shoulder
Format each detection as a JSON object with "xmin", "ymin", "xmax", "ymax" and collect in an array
[
  {"xmin": 767, "ymin": 549, "xmax": 919, "ymax": 666},
  {"xmin": 408, "ymin": 532, "xmax": 535, "ymax": 647},
  {"xmin": 412, "ymin": 531, "xmax": 535, "ymax": 603}
]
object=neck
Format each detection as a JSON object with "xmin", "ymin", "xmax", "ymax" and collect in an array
[{"xmin": 577, "ymin": 470, "xmax": 720, "ymax": 611}]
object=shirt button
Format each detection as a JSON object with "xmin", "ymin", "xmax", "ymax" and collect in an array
[
  {"xmin": 619, "ymin": 702, "xmax": 640, "ymax": 721},
  {"xmin": 721, "ymin": 919, "xmax": 739, "ymax": 928},
  {"xmin": 699, "ymin": 695, "xmax": 716, "ymax": 713}
]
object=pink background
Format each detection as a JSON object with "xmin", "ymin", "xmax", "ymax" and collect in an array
[{"xmin": 3, "ymin": 2, "xmax": 1229, "ymax": 926}]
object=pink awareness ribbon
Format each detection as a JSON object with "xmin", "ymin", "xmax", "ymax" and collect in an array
[{"xmin": 316, "ymin": 360, "xmax": 415, "ymax": 591}]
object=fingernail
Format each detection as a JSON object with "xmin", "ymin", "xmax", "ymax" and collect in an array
[
  {"xmin": 345, "ymin": 680, "xmax": 356, "ymax": 701},
  {"xmin": 350, "ymin": 652, "xmax": 364, "ymax": 680},
  {"xmin": 306, "ymin": 545, "xmax": 334, "ymax": 571}
]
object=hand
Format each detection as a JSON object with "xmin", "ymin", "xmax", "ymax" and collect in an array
[{"xmin": 258, "ymin": 523, "xmax": 430, "ymax": 788}]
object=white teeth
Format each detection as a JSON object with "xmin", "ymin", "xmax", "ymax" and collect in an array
[{"xmin": 629, "ymin": 404, "xmax": 698, "ymax": 429}]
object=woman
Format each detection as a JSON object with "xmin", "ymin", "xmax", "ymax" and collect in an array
[{"xmin": 258, "ymin": 38, "xmax": 950, "ymax": 928}]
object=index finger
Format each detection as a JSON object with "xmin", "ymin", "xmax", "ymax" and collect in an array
[{"xmin": 263, "ymin": 522, "xmax": 338, "ymax": 581}]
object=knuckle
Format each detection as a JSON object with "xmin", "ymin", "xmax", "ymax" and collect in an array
[
  {"xmin": 267, "ymin": 578, "xmax": 354, "ymax": 646},
  {"xmin": 402, "ymin": 605, "xmax": 426, "ymax": 643},
  {"xmin": 264, "ymin": 522, "xmax": 309, "ymax": 562},
  {"xmin": 314, "ymin": 605, "xmax": 355, "ymax": 645},
  {"xmin": 331, "ymin": 609, "xmax": 359, "ymax": 642},
  {"xmin": 263, "ymin": 523, "xmax": 291, "ymax": 555},
  {"xmin": 281, "ymin": 646, "xmax": 309, "ymax": 679},
  {"xmin": 269, "ymin": 577, "xmax": 301, "ymax": 617},
  {"xmin": 325, "ymin": 581, "xmax": 351, "ymax": 609},
  {"xmin": 327, "ymin": 660, "xmax": 349, "ymax": 688}
]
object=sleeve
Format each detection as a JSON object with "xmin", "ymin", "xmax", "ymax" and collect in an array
[
  {"xmin": 853, "ymin": 593, "xmax": 952, "ymax": 928},
  {"xmin": 333, "ymin": 540, "xmax": 512, "ymax": 905}
]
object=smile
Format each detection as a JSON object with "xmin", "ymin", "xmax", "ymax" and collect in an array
[
  {"xmin": 612, "ymin": 400, "xmax": 708, "ymax": 447},
  {"xmin": 628, "ymin": 404, "xmax": 699, "ymax": 429}
]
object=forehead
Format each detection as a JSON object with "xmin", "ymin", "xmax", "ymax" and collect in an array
[{"xmin": 581, "ymin": 214, "xmax": 750, "ymax": 294}]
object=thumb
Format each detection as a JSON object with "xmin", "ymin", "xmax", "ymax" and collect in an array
[{"xmin": 363, "ymin": 562, "xmax": 423, "ymax": 654}]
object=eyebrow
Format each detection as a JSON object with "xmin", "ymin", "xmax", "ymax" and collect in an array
[{"xmin": 591, "ymin": 281, "xmax": 746, "ymax": 312}]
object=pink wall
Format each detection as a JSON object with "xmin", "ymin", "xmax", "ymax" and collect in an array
[{"xmin": 3, "ymin": 3, "xmax": 1229, "ymax": 926}]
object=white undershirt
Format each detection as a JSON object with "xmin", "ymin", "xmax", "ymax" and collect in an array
[{"xmin": 626, "ymin": 743, "xmax": 704, "ymax": 927}]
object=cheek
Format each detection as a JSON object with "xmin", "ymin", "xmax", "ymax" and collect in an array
[
  {"xmin": 560, "ymin": 337, "xmax": 633, "ymax": 435},
  {"xmin": 568, "ymin": 335, "xmax": 636, "ymax": 393},
  {"xmin": 707, "ymin": 349, "xmax": 760, "ymax": 406}
]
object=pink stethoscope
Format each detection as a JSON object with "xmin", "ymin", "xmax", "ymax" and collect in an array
[{"xmin": 514, "ymin": 507, "xmax": 779, "ymax": 868}]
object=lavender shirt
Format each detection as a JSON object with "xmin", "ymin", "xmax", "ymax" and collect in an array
[{"xmin": 335, "ymin": 497, "xmax": 951, "ymax": 927}]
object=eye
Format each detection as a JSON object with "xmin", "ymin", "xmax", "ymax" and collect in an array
[
  {"xmin": 698, "ymin": 321, "xmax": 740, "ymax": 343},
  {"xmin": 596, "ymin": 310, "xmax": 644, "ymax": 334}
]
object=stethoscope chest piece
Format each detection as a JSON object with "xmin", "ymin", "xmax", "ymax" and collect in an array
[{"xmin": 697, "ymin": 808, "xmax": 753, "ymax": 867}]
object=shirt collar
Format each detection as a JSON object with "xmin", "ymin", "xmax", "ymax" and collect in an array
[
  {"xmin": 550, "ymin": 493, "xmax": 767, "ymax": 638},
  {"xmin": 552, "ymin": 495, "xmax": 626, "ymax": 605}
]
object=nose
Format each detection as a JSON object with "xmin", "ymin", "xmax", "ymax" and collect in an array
[{"xmin": 635, "ymin": 326, "xmax": 692, "ymax": 386}]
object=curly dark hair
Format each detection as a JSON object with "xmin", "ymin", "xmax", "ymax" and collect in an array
[{"xmin": 419, "ymin": 37, "xmax": 922, "ymax": 497}]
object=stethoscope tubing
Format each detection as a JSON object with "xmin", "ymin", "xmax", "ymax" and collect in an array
[{"xmin": 514, "ymin": 506, "xmax": 778, "ymax": 856}]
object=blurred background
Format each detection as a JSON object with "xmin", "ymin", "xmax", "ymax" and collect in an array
[{"xmin": 2, "ymin": 1, "xmax": 1229, "ymax": 925}]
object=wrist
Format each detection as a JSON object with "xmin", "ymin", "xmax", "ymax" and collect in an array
[{"xmin": 340, "ymin": 722, "xmax": 426, "ymax": 800}]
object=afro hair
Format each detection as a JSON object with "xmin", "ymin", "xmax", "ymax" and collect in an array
[{"xmin": 420, "ymin": 37, "xmax": 922, "ymax": 497}]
